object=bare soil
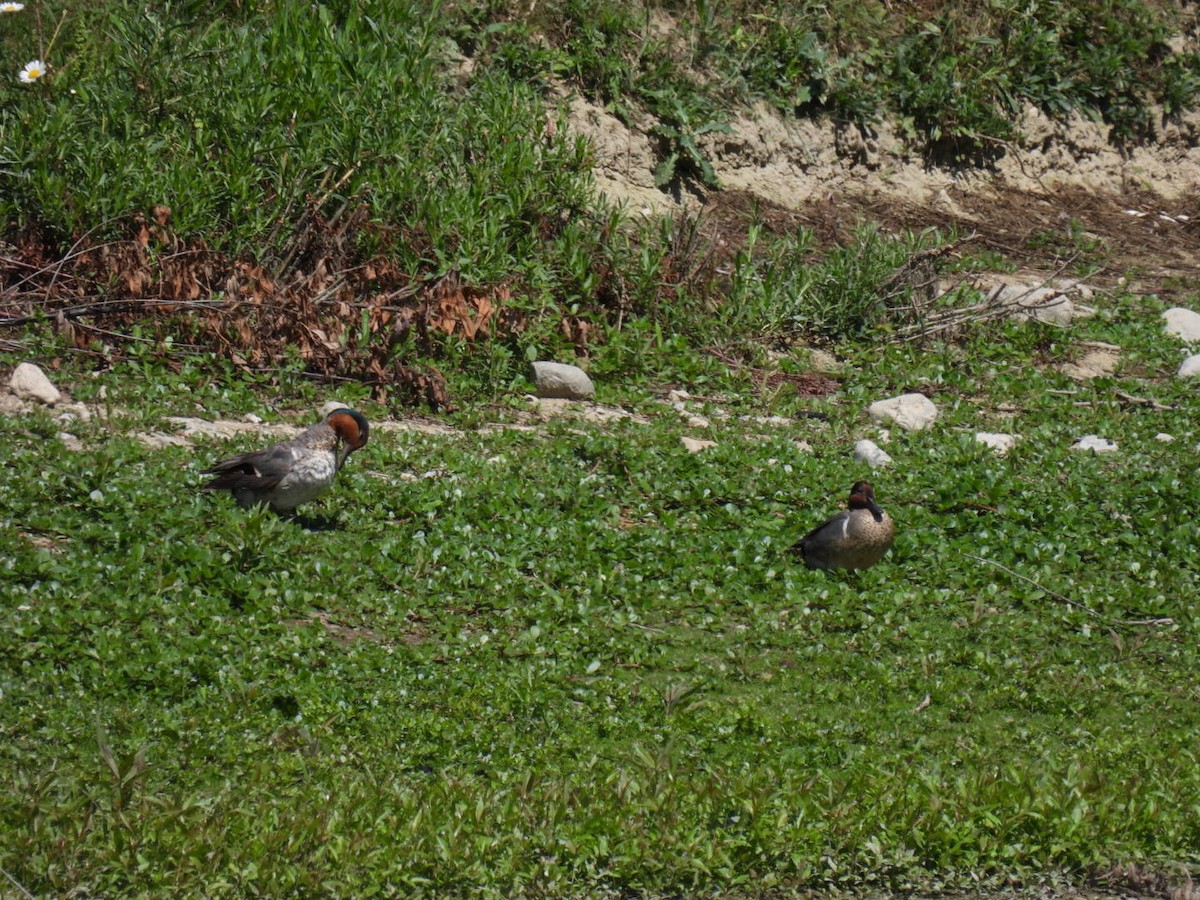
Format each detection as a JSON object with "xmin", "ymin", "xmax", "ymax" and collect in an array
[{"xmin": 566, "ymin": 96, "xmax": 1200, "ymax": 299}]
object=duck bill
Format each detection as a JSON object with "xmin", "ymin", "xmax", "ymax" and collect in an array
[
  {"xmin": 336, "ymin": 443, "xmax": 353, "ymax": 470},
  {"xmin": 867, "ymin": 499, "xmax": 885, "ymax": 521}
]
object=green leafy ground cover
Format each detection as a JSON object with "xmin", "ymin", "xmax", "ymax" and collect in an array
[{"xmin": 3, "ymin": 301, "xmax": 1200, "ymax": 896}]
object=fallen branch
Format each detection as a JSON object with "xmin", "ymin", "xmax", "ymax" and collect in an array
[
  {"xmin": 0, "ymin": 296, "xmax": 224, "ymax": 327},
  {"xmin": 884, "ymin": 249, "xmax": 1086, "ymax": 344}
]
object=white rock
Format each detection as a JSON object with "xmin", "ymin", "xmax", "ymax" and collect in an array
[
  {"xmin": 807, "ymin": 348, "xmax": 842, "ymax": 374},
  {"xmin": 244, "ymin": 413, "xmax": 263, "ymax": 424},
  {"xmin": 580, "ymin": 404, "xmax": 647, "ymax": 426},
  {"xmin": 9, "ymin": 362, "xmax": 61, "ymax": 406},
  {"xmin": 1163, "ymin": 307, "xmax": 1200, "ymax": 343},
  {"xmin": 685, "ymin": 414, "xmax": 712, "ymax": 429},
  {"xmin": 975, "ymin": 432, "xmax": 1018, "ymax": 455},
  {"xmin": 137, "ymin": 432, "xmax": 193, "ymax": 449},
  {"xmin": 529, "ymin": 396, "xmax": 571, "ymax": 420},
  {"xmin": 854, "ymin": 439, "xmax": 893, "ymax": 468},
  {"xmin": 1155, "ymin": 433, "xmax": 1175, "ymax": 443},
  {"xmin": 57, "ymin": 432, "xmax": 84, "ymax": 452},
  {"xmin": 1072, "ymin": 435, "xmax": 1118, "ymax": 453},
  {"xmin": 1177, "ymin": 354, "xmax": 1200, "ymax": 378},
  {"xmin": 681, "ymin": 437, "xmax": 716, "ymax": 453},
  {"xmin": 165, "ymin": 416, "xmax": 297, "ymax": 440},
  {"xmin": 531, "ymin": 361, "xmax": 595, "ymax": 400},
  {"xmin": 794, "ymin": 440, "xmax": 813, "ymax": 453},
  {"xmin": 738, "ymin": 414, "xmax": 792, "ymax": 427},
  {"xmin": 0, "ymin": 392, "xmax": 27, "ymax": 416},
  {"xmin": 1024, "ymin": 292, "xmax": 1074, "ymax": 326},
  {"xmin": 666, "ymin": 389, "xmax": 690, "ymax": 403},
  {"xmin": 56, "ymin": 402, "xmax": 91, "ymax": 422},
  {"xmin": 320, "ymin": 401, "xmax": 350, "ymax": 417},
  {"xmin": 868, "ymin": 393, "xmax": 938, "ymax": 431},
  {"xmin": 527, "ymin": 397, "xmax": 646, "ymax": 424}
]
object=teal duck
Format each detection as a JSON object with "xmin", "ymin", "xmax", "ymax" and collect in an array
[
  {"xmin": 202, "ymin": 408, "xmax": 369, "ymax": 514},
  {"xmin": 794, "ymin": 481, "xmax": 894, "ymax": 571}
]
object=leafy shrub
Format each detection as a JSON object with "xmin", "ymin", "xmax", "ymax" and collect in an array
[{"xmin": 892, "ymin": 18, "xmax": 1017, "ymax": 160}]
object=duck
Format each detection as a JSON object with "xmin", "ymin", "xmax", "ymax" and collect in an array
[
  {"xmin": 201, "ymin": 408, "xmax": 369, "ymax": 514},
  {"xmin": 794, "ymin": 481, "xmax": 894, "ymax": 571}
]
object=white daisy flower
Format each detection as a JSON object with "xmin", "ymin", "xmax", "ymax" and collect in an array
[
  {"xmin": 0, "ymin": 2, "xmax": 26, "ymax": 11},
  {"xmin": 18, "ymin": 59, "xmax": 47, "ymax": 83}
]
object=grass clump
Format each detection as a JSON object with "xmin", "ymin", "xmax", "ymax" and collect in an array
[
  {"xmin": 2, "ymin": 0, "xmax": 598, "ymax": 271},
  {"xmin": 1, "ymin": 0, "xmax": 645, "ymax": 400}
]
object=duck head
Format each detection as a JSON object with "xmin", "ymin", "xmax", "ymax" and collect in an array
[
  {"xmin": 327, "ymin": 408, "xmax": 370, "ymax": 467},
  {"xmin": 847, "ymin": 481, "xmax": 885, "ymax": 523}
]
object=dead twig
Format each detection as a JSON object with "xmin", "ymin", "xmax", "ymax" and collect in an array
[
  {"xmin": 1, "ymin": 867, "xmax": 35, "ymax": 900},
  {"xmin": 962, "ymin": 552, "xmax": 1174, "ymax": 628},
  {"xmin": 0, "ymin": 296, "xmax": 223, "ymax": 327},
  {"xmin": 884, "ymin": 248, "xmax": 1086, "ymax": 344},
  {"xmin": 1114, "ymin": 390, "xmax": 1174, "ymax": 411}
]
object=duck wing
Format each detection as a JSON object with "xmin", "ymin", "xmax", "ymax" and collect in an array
[
  {"xmin": 792, "ymin": 510, "xmax": 851, "ymax": 566},
  {"xmin": 201, "ymin": 443, "xmax": 295, "ymax": 493},
  {"xmin": 796, "ymin": 510, "xmax": 849, "ymax": 546}
]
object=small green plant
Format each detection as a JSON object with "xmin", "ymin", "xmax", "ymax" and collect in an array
[
  {"xmin": 1026, "ymin": 217, "xmax": 1107, "ymax": 274},
  {"xmin": 645, "ymin": 90, "xmax": 730, "ymax": 189},
  {"xmin": 738, "ymin": 17, "xmax": 830, "ymax": 112}
]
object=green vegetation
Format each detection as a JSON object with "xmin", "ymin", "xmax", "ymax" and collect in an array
[
  {"xmin": 3, "ymin": 0, "xmax": 1200, "ymax": 895},
  {"xmin": 2, "ymin": 0, "xmax": 1196, "ymax": 379},
  {"xmin": 470, "ymin": 0, "xmax": 1199, "ymax": 163},
  {"xmin": 4, "ymin": 0, "xmax": 1198, "ymax": 237},
  {"xmin": 4, "ymin": 304, "xmax": 1200, "ymax": 895}
]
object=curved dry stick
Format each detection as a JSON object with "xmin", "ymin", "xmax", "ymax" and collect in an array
[{"xmin": 961, "ymin": 552, "xmax": 1174, "ymax": 628}]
